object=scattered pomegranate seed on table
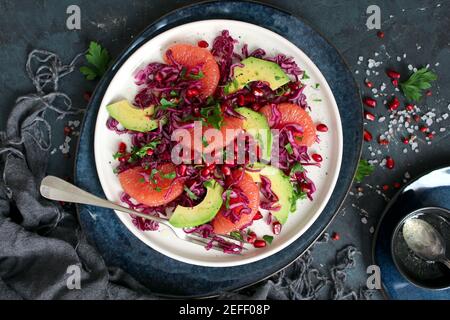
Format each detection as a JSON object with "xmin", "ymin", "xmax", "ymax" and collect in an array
[
  {"xmin": 363, "ymin": 129, "xmax": 373, "ymax": 142},
  {"xmin": 63, "ymin": 126, "xmax": 72, "ymax": 136},
  {"xmin": 385, "ymin": 156, "xmax": 395, "ymax": 169},
  {"xmin": 83, "ymin": 91, "xmax": 92, "ymax": 102},
  {"xmin": 426, "ymin": 90, "xmax": 432, "ymax": 96},
  {"xmin": 382, "ymin": 184, "xmax": 389, "ymax": 191},
  {"xmin": 391, "ymin": 79, "xmax": 399, "ymax": 87},
  {"xmin": 388, "ymin": 96, "xmax": 400, "ymax": 111},
  {"xmin": 363, "ymin": 97, "xmax": 377, "ymax": 108},
  {"xmin": 365, "ymin": 79, "xmax": 373, "ymax": 88},
  {"xmin": 419, "ymin": 126, "xmax": 428, "ymax": 133},
  {"xmin": 405, "ymin": 104, "xmax": 414, "ymax": 112},
  {"xmin": 427, "ymin": 132, "xmax": 434, "ymax": 139},
  {"xmin": 393, "ymin": 182, "xmax": 401, "ymax": 189},
  {"xmin": 378, "ymin": 138, "xmax": 389, "ymax": 146},
  {"xmin": 331, "ymin": 232, "xmax": 340, "ymax": 241},
  {"xmin": 402, "ymin": 137, "xmax": 410, "ymax": 144},
  {"xmin": 364, "ymin": 110, "xmax": 376, "ymax": 121},
  {"xmin": 413, "ymin": 114, "xmax": 421, "ymax": 122},
  {"xmin": 386, "ymin": 69, "xmax": 401, "ymax": 79}
]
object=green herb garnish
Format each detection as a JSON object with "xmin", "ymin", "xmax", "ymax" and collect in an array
[
  {"xmin": 290, "ymin": 163, "xmax": 304, "ymax": 176},
  {"xmin": 159, "ymin": 98, "xmax": 177, "ymax": 110},
  {"xmin": 263, "ymin": 235, "xmax": 274, "ymax": 244},
  {"xmin": 400, "ymin": 68, "xmax": 437, "ymax": 102},
  {"xmin": 133, "ymin": 141, "xmax": 160, "ymax": 158},
  {"xmin": 289, "ymin": 186, "xmax": 306, "ymax": 212},
  {"xmin": 80, "ymin": 41, "xmax": 110, "ymax": 80},
  {"xmin": 355, "ymin": 159, "xmax": 375, "ymax": 183},
  {"xmin": 302, "ymin": 71, "xmax": 310, "ymax": 80},
  {"xmin": 189, "ymin": 70, "xmax": 204, "ymax": 80},
  {"xmin": 200, "ymin": 103, "xmax": 223, "ymax": 129},
  {"xmin": 230, "ymin": 231, "xmax": 244, "ymax": 241},
  {"xmin": 161, "ymin": 171, "xmax": 176, "ymax": 180},
  {"xmin": 225, "ymin": 189, "xmax": 231, "ymax": 209},
  {"xmin": 285, "ymin": 143, "xmax": 293, "ymax": 155}
]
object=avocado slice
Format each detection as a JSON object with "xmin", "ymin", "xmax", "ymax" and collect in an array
[
  {"xmin": 226, "ymin": 57, "xmax": 290, "ymax": 94},
  {"xmin": 169, "ymin": 180, "xmax": 223, "ymax": 228},
  {"xmin": 235, "ymin": 107, "xmax": 272, "ymax": 162},
  {"xmin": 246, "ymin": 164, "xmax": 294, "ymax": 224},
  {"xmin": 106, "ymin": 100, "xmax": 158, "ymax": 132}
]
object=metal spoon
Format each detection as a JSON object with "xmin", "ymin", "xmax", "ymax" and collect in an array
[{"xmin": 402, "ymin": 217, "xmax": 450, "ymax": 269}]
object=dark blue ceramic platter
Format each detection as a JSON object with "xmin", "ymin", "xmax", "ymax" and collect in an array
[
  {"xmin": 374, "ymin": 166, "xmax": 450, "ymax": 300},
  {"xmin": 74, "ymin": 1, "xmax": 363, "ymax": 297}
]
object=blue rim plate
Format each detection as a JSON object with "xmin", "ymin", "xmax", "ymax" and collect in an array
[
  {"xmin": 74, "ymin": 0, "xmax": 363, "ymax": 298},
  {"xmin": 373, "ymin": 166, "xmax": 450, "ymax": 300}
]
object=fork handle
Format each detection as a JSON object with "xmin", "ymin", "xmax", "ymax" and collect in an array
[{"xmin": 40, "ymin": 176, "xmax": 169, "ymax": 225}]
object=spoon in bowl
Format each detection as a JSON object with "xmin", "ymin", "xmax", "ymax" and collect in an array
[{"xmin": 402, "ymin": 217, "xmax": 450, "ymax": 269}]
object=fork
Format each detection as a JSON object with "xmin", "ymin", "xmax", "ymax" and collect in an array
[{"xmin": 39, "ymin": 176, "xmax": 245, "ymax": 253}]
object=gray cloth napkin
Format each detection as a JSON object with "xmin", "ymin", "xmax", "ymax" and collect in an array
[{"xmin": 0, "ymin": 50, "xmax": 364, "ymax": 300}]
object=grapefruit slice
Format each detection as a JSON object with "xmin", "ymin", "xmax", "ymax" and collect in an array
[
  {"xmin": 259, "ymin": 103, "xmax": 317, "ymax": 147},
  {"xmin": 212, "ymin": 170, "xmax": 260, "ymax": 234},
  {"xmin": 164, "ymin": 43, "xmax": 220, "ymax": 98},
  {"xmin": 118, "ymin": 163, "xmax": 184, "ymax": 207}
]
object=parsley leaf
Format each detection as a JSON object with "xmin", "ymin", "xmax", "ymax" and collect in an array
[
  {"xmin": 289, "ymin": 186, "xmax": 306, "ymax": 212},
  {"xmin": 159, "ymin": 98, "xmax": 177, "ymax": 110},
  {"xmin": 230, "ymin": 231, "xmax": 244, "ymax": 241},
  {"xmin": 302, "ymin": 71, "xmax": 310, "ymax": 80},
  {"xmin": 200, "ymin": 103, "xmax": 223, "ymax": 129},
  {"xmin": 133, "ymin": 141, "xmax": 160, "ymax": 158},
  {"xmin": 80, "ymin": 41, "xmax": 110, "ymax": 80},
  {"xmin": 290, "ymin": 163, "xmax": 304, "ymax": 176},
  {"xmin": 400, "ymin": 68, "xmax": 437, "ymax": 102},
  {"xmin": 355, "ymin": 159, "xmax": 375, "ymax": 183},
  {"xmin": 225, "ymin": 190, "xmax": 231, "ymax": 209},
  {"xmin": 184, "ymin": 186, "xmax": 198, "ymax": 200},
  {"xmin": 263, "ymin": 235, "xmax": 274, "ymax": 244},
  {"xmin": 189, "ymin": 70, "xmax": 205, "ymax": 80},
  {"xmin": 161, "ymin": 171, "xmax": 176, "ymax": 180}
]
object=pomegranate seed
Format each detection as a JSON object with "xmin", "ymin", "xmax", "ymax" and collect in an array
[
  {"xmin": 363, "ymin": 97, "xmax": 377, "ymax": 108},
  {"xmin": 146, "ymin": 149, "xmax": 154, "ymax": 156},
  {"xmin": 419, "ymin": 126, "xmax": 428, "ymax": 133},
  {"xmin": 186, "ymin": 89, "xmax": 199, "ymax": 98},
  {"xmin": 377, "ymin": 31, "xmax": 385, "ymax": 38},
  {"xmin": 393, "ymin": 182, "xmax": 401, "ymax": 188},
  {"xmin": 193, "ymin": 107, "xmax": 201, "ymax": 117},
  {"xmin": 331, "ymin": 232, "xmax": 340, "ymax": 241},
  {"xmin": 300, "ymin": 183, "xmax": 311, "ymax": 194},
  {"xmin": 378, "ymin": 138, "xmax": 389, "ymax": 145},
  {"xmin": 118, "ymin": 142, "xmax": 127, "ymax": 153},
  {"xmin": 364, "ymin": 111, "xmax": 376, "ymax": 121},
  {"xmin": 252, "ymin": 88, "xmax": 264, "ymax": 97},
  {"xmin": 288, "ymin": 82, "xmax": 300, "ymax": 91},
  {"xmin": 382, "ymin": 184, "xmax": 389, "ymax": 191},
  {"xmin": 363, "ymin": 129, "xmax": 373, "ymax": 142},
  {"xmin": 155, "ymin": 72, "xmax": 163, "ymax": 82},
  {"xmin": 64, "ymin": 126, "xmax": 72, "ymax": 136},
  {"xmin": 316, "ymin": 123, "xmax": 328, "ymax": 132},
  {"xmin": 365, "ymin": 80, "xmax": 373, "ymax": 88},
  {"xmin": 253, "ymin": 211, "xmax": 263, "ymax": 220},
  {"xmin": 237, "ymin": 95, "xmax": 245, "ymax": 106},
  {"xmin": 253, "ymin": 239, "xmax": 267, "ymax": 248},
  {"xmin": 391, "ymin": 79, "xmax": 399, "ymax": 87},
  {"xmin": 272, "ymin": 221, "xmax": 282, "ymax": 235},
  {"xmin": 426, "ymin": 90, "xmax": 432, "ymax": 96},
  {"xmin": 311, "ymin": 153, "xmax": 323, "ymax": 162},
  {"xmin": 244, "ymin": 94, "xmax": 255, "ymax": 103},
  {"xmin": 207, "ymin": 163, "xmax": 216, "ymax": 170},
  {"xmin": 222, "ymin": 166, "xmax": 231, "ymax": 176},
  {"xmin": 402, "ymin": 137, "xmax": 410, "ymax": 144},
  {"xmin": 83, "ymin": 91, "xmax": 92, "ymax": 102},
  {"xmin": 118, "ymin": 155, "xmax": 129, "ymax": 163},
  {"xmin": 197, "ymin": 40, "xmax": 209, "ymax": 48},
  {"xmin": 427, "ymin": 132, "xmax": 434, "ymax": 139},
  {"xmin": 177, "ymin": 164, "xmax": 187, "ymax": 176},
  {"xmin": 247, "ymin": 232, "xmax": 257, "ymax": 244},
  {"xmin": 386, "ymin": 69, "xmax": 401, "ymax": 79},
  {"xmin": 405, "ymin": 104, "xmax": 414, "ymax": 112},
  {"xmin": 201, "ymin": 168, "xmax": 210, "ymax": 177},
  {"xmin": 413, "ymin": 114, "xmax": 421, "ymax": 122},
  {"xmin": 385, "ymin": 156, "xmax": 395, "ymax": 169},
  {"xmin": 388, "ymin": 96, "xmax": 400, "ymax": 111}
]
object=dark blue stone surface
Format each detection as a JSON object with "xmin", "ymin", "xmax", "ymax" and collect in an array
[{"xmin": 74, "ymin": 1, "xmax": 362, "ymax": 297}]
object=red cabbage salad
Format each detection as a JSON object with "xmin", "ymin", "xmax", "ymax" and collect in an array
[{"xmin": 105, "ymin": 30, "xmax": 326, "ymax": 253}]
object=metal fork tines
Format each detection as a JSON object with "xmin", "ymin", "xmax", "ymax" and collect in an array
[{"xmin": 40, "ymin": 175, "xmax": 247, "ymax": 254}]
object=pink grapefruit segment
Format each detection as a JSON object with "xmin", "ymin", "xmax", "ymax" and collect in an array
[
  {"xmin": 164, "ymin": 43, "xmax": 220, "ymax": 98},
  {"xmin": 259, "ymin": 102, "xmax": 317, "ymax": 147},
  {"xmin": 118, "ymin": 163, "xmax": 184, "ymax": 207},
  {"xmin": 212, "ymin": 170, "xmax": 260, "ymax": 235}
]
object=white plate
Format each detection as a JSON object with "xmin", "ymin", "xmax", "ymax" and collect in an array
[{"xmin": 94, "ymin": 20, "xmax": 343, "ymax": 267}]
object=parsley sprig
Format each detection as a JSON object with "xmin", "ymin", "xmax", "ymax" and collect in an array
[
  {"xmin": 80, "ymin": 41, "xmax": 111, "ymax": 80},
  {"xmin": 400, "ymin": 68, "xmax": 437, "ymax": 102},
  {"xmin": 355, "ymin": 159, "xmax": 374, "ymax": 183}
]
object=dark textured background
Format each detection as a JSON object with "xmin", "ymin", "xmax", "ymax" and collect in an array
[{"xmin": 0, "ymin": 0, "xmax": 449, "ymax": 299}]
